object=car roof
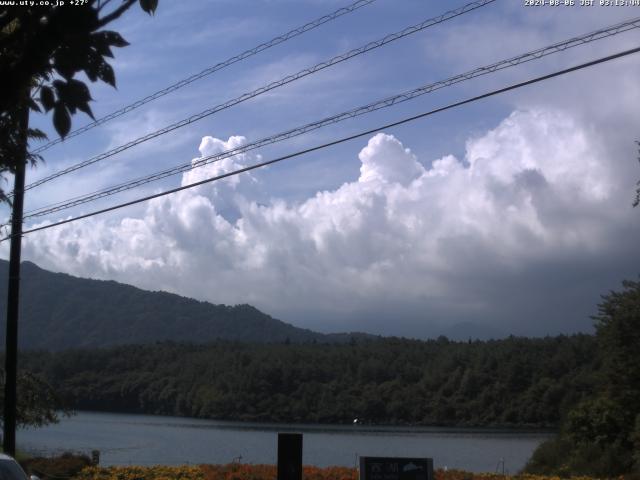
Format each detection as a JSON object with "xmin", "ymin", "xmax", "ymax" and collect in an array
[{"xmin": 0, "ymin": 454, "xmax": 16, "ymax": 461}]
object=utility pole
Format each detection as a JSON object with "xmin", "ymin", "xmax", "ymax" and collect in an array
[{"xmin": 3, "ymin": 101, "xmax": 29, "ymax": 456}]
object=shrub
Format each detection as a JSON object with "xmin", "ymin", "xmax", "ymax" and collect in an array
[{"xmin": 21, "ymin": 452, "xmax": 93, "ymax": 480}]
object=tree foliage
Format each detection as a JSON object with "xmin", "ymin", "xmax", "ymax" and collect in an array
[
  {"xmin": 0, "ymin": 0, "xmax": 158, "ymax": 430},
  {"xmin": 0, "ymin": 0, "xmax": 158, "ymax": 202},
  {"xmin": 525, "ymin": 279, "xmax": 640, "ymax": 477},
  {"xmin": 20, "ymin": 334, "xmax": 598, "ymax": 428},
  {"xmin": 593, "ymin": 280, "xmax": 640, "ymax": 410},
  {"xmin": 0, "ymin": 368, "xmax": 66, "ymax": 428}
]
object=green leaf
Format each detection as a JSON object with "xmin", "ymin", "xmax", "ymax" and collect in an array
[
  {"xmin": 139, "ymin": 0, "xmax": 158, "ymax": 14},
  {"xmin": 27, "ymin": 97, "xmax": 41, "ymax": 113},
  {"xmin": 53, "ymin": 79, "xmax": 93, "ymax": 117},
  {"xmin": 53, "ymin": 103, "xmax": 71, "ymax": 138},
  {"xmin": 26, "ymin": 152, "xmax": 43, "ymax": 167},
  {"xmin": 27, "ymin": 128, "xmax": 48, "ymax": 141},
  {"xmin": 67, "ymin": 79, "xmax": 92, "ymax": 103},
  {"xmin": 67, "ymin": 80, "xmax": 95, "ymax": 120},
  {"xmin": 52, "ymin": 80, "xmax": 75, "ymax": 114},
  {"xmin": 84, "ymin": 50, "xmax": 103, "ymax": 82},
  {"xmin": 53, "ymin": 46, "xmax": 78, "ymax": 80},
  {"xmin": 40, "ymin": 86, "xmax": 55, "ymax": 112},
  {"xmin": 102, "ymin": 30, "xmax": 129, "ymax": 48},
  {"xmin": 97, "ymin": 62, "xmax": 116, "ymax": 88},
  {"xmin": 52, "ymin": 79, "xmax": 66, "ymax": 94},
  {"xmin": 91, "ymin": 33, "xmax": 114, "ymax": 58},
  {"xmin": 77, "ymin": 102, "xmax": 95, "ymax": 120}
]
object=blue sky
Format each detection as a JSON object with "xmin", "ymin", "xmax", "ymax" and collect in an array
[{"xmin": 5, "ymin": 0, "xmax": 640, "ymax": 339}]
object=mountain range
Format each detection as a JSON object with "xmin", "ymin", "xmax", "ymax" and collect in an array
[{"xmin": 0, "ymin": 260, "xmax": 374, "ymax": 350}]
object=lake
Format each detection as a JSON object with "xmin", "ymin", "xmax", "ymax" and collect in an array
[{"xmin": 18, "ymin": 412, "xmax": 552, "ymax": 473}]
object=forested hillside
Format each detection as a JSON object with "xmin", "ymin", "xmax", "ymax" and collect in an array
[
  {"xmin": 21, "ymin": 335, "xmax": 598, "ymax": 427},
  {"xmin": 0, "ymin": 260, "xmax": 371, "ymax": 349},
  {"xmin": 524, "ymin": 280, "xmax": 640, "ymax": 477}
]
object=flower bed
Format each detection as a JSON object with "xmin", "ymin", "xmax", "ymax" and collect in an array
[
  {"xmin": 76, "ymin": 465, "xmax": 205, "ymax": 480},
  {"xmin": 74, "ymin": 465, "xmax": 605, "ymax": 480}
]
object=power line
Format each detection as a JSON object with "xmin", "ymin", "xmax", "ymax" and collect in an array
[
  {"xmin": 9, "ymin": 45, "xmax": 640, "ymax": 241},
  {"xmin": 23, "ymin": 16, "xmax": 640, "ymax": 220},
  {"xmin": 30, "ymin": 0, "xmax": 378, "ymax": 154},
  {"xmin": 19, "ymin": 0, "xmax": 496, "ymax": 194}
]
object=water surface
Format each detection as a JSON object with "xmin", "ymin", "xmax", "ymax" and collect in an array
[{"xmin": 19, "ymin": 412, "xmax": 551, "ymax": 473}]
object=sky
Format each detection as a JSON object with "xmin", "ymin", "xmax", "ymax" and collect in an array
[{"xmin": 3, "ymin": 0, "xmax": 640, "ymax": 339}]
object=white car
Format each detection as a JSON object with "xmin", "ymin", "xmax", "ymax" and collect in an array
[{"xmin": 0, "ymin": 454, "xmax": 39, "ymax": 480}]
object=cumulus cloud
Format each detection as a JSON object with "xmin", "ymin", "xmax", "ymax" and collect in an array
[{"xmin": 21, "ymin": 105, "xmax": 640, "ymax": 338}]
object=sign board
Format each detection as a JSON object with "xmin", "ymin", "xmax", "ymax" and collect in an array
[
  {"xmin": 359, "ymin": 457, "xmax": 434, "ymax": 480},
  {"xmin": 277, "ymin": 433, "xmax": 303, "ymax": 480}
]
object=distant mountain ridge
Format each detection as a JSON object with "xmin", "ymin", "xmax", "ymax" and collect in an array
[{"xmin": 0, "ymin": 260, "xmax": 374, "ymax": 350}]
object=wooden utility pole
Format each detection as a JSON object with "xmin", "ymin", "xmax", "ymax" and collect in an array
[{"xmin": 3, "ymin": 101, "xmax": 29, "ymax": 456}]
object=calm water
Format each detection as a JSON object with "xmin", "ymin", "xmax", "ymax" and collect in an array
[{"xmin": 18, "ymin": 412, "xmax": 552, "ymax": 473}]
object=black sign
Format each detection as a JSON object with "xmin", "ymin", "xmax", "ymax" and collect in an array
[
  {"xmin": 277, "ymin": 433, "xmax": 303, "ymax": 480},
  {"xmin": 359, "ymin": 457, "xmax": 433, "ymax": 480}
]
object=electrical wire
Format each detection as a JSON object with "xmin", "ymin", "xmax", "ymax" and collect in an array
[
  {"xmin": 7, "ymin": 45, "xmax": 639, "ymax": 241},
  {"xmin": 18, "ymin": 0, "xmax": 496, "ymax": 194},
  {"xmin": 30, "ymin": 0, "xmax": 379, "ymax": 154},
  {"xmin": 23, "ymin": 16, "xmax": 640, "ymax": 220}
]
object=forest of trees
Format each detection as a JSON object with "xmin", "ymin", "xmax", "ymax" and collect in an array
[
  {"xmin": 9, "ymin": 278, "xmax": 640, "ymax": 477},
  {"xmin": 20, "ymin": 334, "xmax": 599, "ymax": 428},
  {"xmin": 524, "ymin": 280, "xmax": 640, "ymax": 477}
]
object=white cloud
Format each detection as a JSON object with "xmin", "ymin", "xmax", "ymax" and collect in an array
[{"xmin": 21, "ymin": 105, "xmax": 639, "ymax": 337}]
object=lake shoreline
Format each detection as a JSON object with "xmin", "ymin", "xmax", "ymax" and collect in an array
[{"xmin": 61, "ymin": 409, "xmax": 558, "ymax": 434}]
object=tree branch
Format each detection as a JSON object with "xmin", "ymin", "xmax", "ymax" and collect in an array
[
  {"xmin": 96, "ymin": 0, "xmax": 137, "ymax": 28},
  {"xmin": 97, "ymin": 0, "xmax": 116, "ymax": 13}
]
